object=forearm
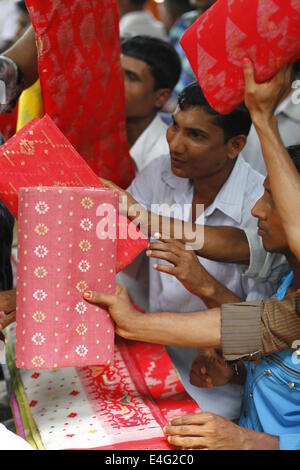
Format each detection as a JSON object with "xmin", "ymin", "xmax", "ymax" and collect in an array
[
  {"xmin": 120, "ymin": 308, "xmax": 221, "ymax": 349},
  {"xmin": 221, "ymin": 292, "xmax": 300, "ymax": 361},
  {"xmin": 4, "ymin": 26, "xmax": 38, "ymax": 88},
  {"xmin": 201, "ymin": 280, "xmax": 242, "ymax": 308},
  {"xmin": 242, "ymin": 430, "xmax": 279, "ymax": 450},
  {"xmin": 129, "ymin": 207, "xmax": 250, "ymax": 264},
  {"xmin": 253, "ymin": 115, "xmax": 300, "ymax": 260}
]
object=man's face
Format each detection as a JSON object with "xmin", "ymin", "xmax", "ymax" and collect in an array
[
  {"xmin": 166, "ymin": 106, "xmax": 232, "ymax": 180},
  {"xmin": 251, "ymin": 177, "xmax": 288, "ymax": 253},
  {"xmin": 122, "ymin": 55, "xmax": 158, "ymax": 120}
]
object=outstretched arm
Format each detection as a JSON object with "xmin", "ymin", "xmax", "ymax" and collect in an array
[
  {"xmin": 243, "ymin": 60, "xmax": 300, "ymax": 261},
  {"xmin": 84, "ymin": 285, "xmax": 221, "ymax": 348},
  {"xmin": 102, "ymin": 178, "xmax": 250, "ymax": 264}
]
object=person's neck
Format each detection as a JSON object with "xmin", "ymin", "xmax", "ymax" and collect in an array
[
  {"xmin": 126, "ymin": 112, "xmax": 156, "ymax": 149},
  {"xmin": 192, "ymin": 158, "xmax": 236, "ymax": 210},
  {"xmin": 286, "ymin": 253, "xmax": 300, "ymax": 288}
]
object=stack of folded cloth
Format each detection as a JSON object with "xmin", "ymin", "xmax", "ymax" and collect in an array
[
  {"xmin": 0, "ymin": 114, "xmax": 148, "ymax": 369},
  {"xmin": 16, "ymin": 186, "xmax": 117, "ymax": 369},
  {"xmin": 181, "ymin": 0, "xmax": 300, "ymax": 114}
]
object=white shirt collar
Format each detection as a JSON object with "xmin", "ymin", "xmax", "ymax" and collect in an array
[{"xmin": 161, "ymin": 154, "xmax": 249, "ymax": 224}]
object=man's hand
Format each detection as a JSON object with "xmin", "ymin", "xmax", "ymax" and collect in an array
[
  {"xmin": 83, "ymin": 284, "xmax": 141, "ymax": 339},
  {"xmin": 0, "ymin": 289, "xmax": 16, "ymax": 335},
  {"xmin": 100, "ymin": 178, "xmax": 140, "ymax": 217},
  {"xmin": 165, "ymin": 413, "xmax": 279, "ymax": 450},
  {"xmin": 147, "ymin": 235, "xmax": 218, "ymax": 300},
  {"xmin": 243, "ymin": 58, "xmax": 292, "ymax": 123},
  {"xmin": 190, "ymin": 349, "xmax": 234, "ymax": 388}
]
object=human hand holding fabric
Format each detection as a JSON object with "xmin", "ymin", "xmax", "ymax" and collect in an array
[
  {"xmin": 243, "ymin": 58, "xmax": 292, "ymax": 124},
  {"xmin": 0, "ymin": 289, "xmax": 17, "ymax": 339},
  {"xmin": 165, "ymin": 412, "xmax": 279, "ymax": 450},
  {"xmin": 189, "ymin": 349, "xmax": 234, "ymax": 388}
]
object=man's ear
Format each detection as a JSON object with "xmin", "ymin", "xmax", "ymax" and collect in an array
[
  {"xmin": 154, "ymin": 88, "xmax": 172, "ymax": 110},
  {"xmin": 227, "ymin": 135, "xmax": 247, "ymax": 160}
]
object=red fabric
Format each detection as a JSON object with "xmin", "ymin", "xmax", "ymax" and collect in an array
[
  {"xmin": 180, "ymin": 0, "xmax": 300, "ymax": 114},
  {"xmin": 0, "ymin": 107, "xmax": 17, "ymax": 141},
  {"xmin": 0, "ymin": 114, "xmax": 148, "ymax": 271},
  {"xmin": 76, "ymin": 338, "xmax": 200, "ymax": 450},
  {"xmin": 25, "ymin": 0, "xmax": 135, "ymax": 188},
  {"xmin": 16, "ymin": 187, "xmax": 117, "ymax": 369}
]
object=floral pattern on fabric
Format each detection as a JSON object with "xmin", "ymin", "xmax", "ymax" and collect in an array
[{"xmin": 16, "ymin": 187, "xmax": 118, "ymax": 369}]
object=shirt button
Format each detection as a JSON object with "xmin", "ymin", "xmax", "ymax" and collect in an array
[
  {"xmin": 250, "ymin": 393, "xmax": 253, "ymax": 399},
  {"xmin": 288, "ymin": 382, "xmax": 295, "ymax": 389},
  {"xmin": 265, "ymin": 369, "xmax": 271, "ymax": 376}
]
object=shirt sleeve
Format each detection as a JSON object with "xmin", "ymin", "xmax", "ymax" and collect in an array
[
  {"xmin": 221, "ymin": 292, "xmax": 300, "ymax": 361},
  {"xmin": 238, "ymin": 228, "xmax": 289, "ymax": 283}
]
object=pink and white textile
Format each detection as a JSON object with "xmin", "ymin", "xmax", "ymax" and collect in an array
[{"xmin": 16, "ymin": 187, "xmax": 117, "ymax": 369}]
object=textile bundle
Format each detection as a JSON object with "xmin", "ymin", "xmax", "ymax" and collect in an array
[
  {"xmin": 0, "ymin": 114, "xmax": 148, "ymax": 272},
  {"xmin": 7, "ymin": 325, "xmax": 200, "ymax": 450},
  {"xmin": 16, "ymin": 187, "xmax": 117, "ymax": 370},
  {"xmin": 25, "ymin": 0, "xmax": 135, "ymax": 188},
  {"xmin": 181, "ymin": 0, "xmax": 300, "ymax": 114}
]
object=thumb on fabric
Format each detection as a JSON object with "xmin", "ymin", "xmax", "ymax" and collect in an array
[{"xmin": 83, "ymin": 291, "xmax": 115, "ymax": 307}]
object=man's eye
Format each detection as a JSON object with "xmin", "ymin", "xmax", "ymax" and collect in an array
[
  {"xmin": 126, "ymin": 72, "xmax": 139, "ymax": 81},
  {"xmin": 189, "ymin": 131, "xmax": 203, "ymax": 139}
]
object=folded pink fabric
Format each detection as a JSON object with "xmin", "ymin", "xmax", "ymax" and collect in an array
[
  {"xmin": 16, "ymin": 187, "xmax": 117, "ymax": 369},
  {"xmin": 0, "ymin": 114, "xmax": 148, "ymax": 272},
  {"xmin": 180, "ymin": 0, "xmax": 300, "ymax": 114}
]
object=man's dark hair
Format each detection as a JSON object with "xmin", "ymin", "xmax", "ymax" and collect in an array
[
  {"xmin": 287, "ymin": 145, "xmax": 300, "ymax": 174},
  {"xmin": 178, "ymin": 81, "xmax": 252, "ymax": 142},
  {"xmin": 16, "ymin": 1, "xmax": 28, "ymax": 13},
  {"xmin": 164, "ymin": 0, "xmax": 192, "ymax": 16},
  {"xmin": 121, "ymin": 35, "xmax": 181, "ymax": 91}
]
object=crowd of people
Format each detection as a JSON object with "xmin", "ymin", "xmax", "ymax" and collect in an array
[{"xmin": 0, "ymin": 0, "xmax": 300, "ymax": 451}]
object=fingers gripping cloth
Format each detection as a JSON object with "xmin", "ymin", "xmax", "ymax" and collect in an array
[{"xmin": 180, "ymin": 0, "xmax": 300, "ymax": 114}]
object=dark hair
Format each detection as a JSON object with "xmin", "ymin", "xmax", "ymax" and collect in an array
[
  {"xmin": 16, "ymin": 1, "xmax": 28, "ymax": 13},
  {"xmin": 121, "ymin": 35, "xmax": 182, "ymax": 91},
  {"xmin": 287, "ymin": 145, "xmax": 300, "ymax": 174},
  {"xmin": 178, "ymin": 81, "xmax": 252, "ymax": 142},
  {"xmin": 292, "ymin": 60, "xmax": 300, "ymax": 79},
  {"xmin": 164, "ymin": 0, "xmax": 192, "ymax": 16}
]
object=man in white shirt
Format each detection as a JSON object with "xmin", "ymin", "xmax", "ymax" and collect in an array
[
  {"xmin": 118, "ymin": 0, "xmax": 167, "ymax": 41},
  {"xmin": 242, "ymin": 61, "xmax": 300, "ymax": 175},
  {"xmin": 125, "ymin": 82, "xmax": 279, "ymax": 419},
  {"xmin": 121, "ymin": 36, "xmax": 181, "ymax": 172}
]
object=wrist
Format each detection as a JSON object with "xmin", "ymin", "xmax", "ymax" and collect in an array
[
  {"xmin": 243, "ymin": 430, "xmax": 280, "ymax": 450},
  {"xmin": 251, "ymin": 113, "xmax": 278, "ymax": 132}
]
